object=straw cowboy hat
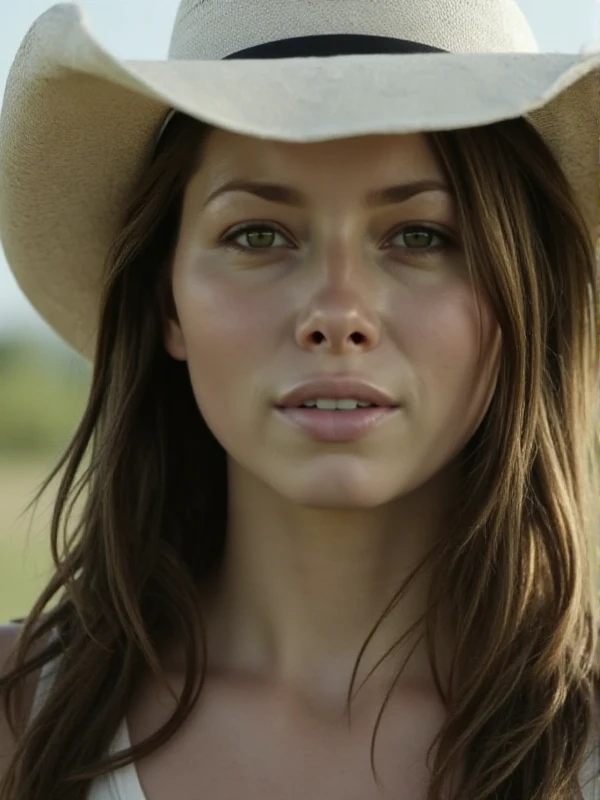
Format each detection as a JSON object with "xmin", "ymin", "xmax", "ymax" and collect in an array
[{"xmin": 0, "ymin": 0, "xmax": 598, "ymax": 360}]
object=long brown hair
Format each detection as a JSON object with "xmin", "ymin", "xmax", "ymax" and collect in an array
[{"xmin": 1, "ymin": 112, "xmax": 598, "ymax": 800}]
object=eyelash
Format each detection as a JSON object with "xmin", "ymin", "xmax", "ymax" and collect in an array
[{"xmin": 220, "ymin": 222, "xmax": 454, "ymax": 256}]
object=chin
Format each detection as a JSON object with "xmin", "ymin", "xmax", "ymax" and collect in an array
[{"xmin": 277, "ymin": 473, "xmax": 403, "ymax": 509}]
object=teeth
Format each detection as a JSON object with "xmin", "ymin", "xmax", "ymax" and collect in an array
[{"xmin": 301, "ymin": 398, "xmax": 375, "ymax": 410}]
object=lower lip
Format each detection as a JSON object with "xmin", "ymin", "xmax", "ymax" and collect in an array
[{"xmin": 275, "ymin": 407, "xmax": 399, "ymax": 442}]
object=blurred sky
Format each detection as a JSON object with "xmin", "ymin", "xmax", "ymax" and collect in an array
[{"xmin": 0, "ymin": 0, "xmax": 599, "ymax": 339}]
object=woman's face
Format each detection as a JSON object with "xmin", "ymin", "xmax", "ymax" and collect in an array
[{"xmin": 164, "ymin": 128, "xmax": 501, "ymax": 508}]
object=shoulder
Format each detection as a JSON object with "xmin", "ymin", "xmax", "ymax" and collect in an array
[{"xmin": 0, "ymin": 622, "xmax": 47, "ymax": 780}]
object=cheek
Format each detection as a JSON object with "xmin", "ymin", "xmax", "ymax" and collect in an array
[
  {"xmin": 178, "ymin": 280, "xmax": 270, "ymax": 354},
  {"xmin": 170, "ymin": 269, "xmax": 280, "ymax": 430},
  {"xmin": 397, "ymin": 280, "xmax": 500, "ymax": 430}
]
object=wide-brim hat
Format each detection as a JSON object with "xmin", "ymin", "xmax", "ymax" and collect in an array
[{"xmin": 0, "ymin": 0, "xmax": 598, "ymax": 360}]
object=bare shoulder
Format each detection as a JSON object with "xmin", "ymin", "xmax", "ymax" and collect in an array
[{"xmin": 0, "ymin": 623, "xmax": 46, "ymax": 779}]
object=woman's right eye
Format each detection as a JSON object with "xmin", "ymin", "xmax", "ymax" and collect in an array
[{"xmin": 221, "ymin": 223, "xmax": 292, "ymax": 253}]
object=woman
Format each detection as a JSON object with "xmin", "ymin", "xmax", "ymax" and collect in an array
[{"xmin": 0, "ymin": 0, "xmax": 599, "ymax": 798}]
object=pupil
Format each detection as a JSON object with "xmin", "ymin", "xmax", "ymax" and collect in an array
[
  {"xmin": 405, "ymin": 230, "xmax": 431, "ymax": 248},
  {"xmin": 247, "ymin": 230, "xmax": 274, "ymax": 248}
]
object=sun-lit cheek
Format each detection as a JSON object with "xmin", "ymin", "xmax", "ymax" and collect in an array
[
  {"xmin": 399, "ymin": 281, "xmax": 496, "ymax": 384},
  {"xmin": 173, "ymin": 266, "xmax": 280, "ymax": 360}
]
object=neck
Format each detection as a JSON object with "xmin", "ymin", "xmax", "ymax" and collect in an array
[{"xmin": 196, "ymin": 460, "xmax": 459, "ymax": 718}]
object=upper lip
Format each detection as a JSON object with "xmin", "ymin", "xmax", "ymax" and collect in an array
[{"xmin": 276, "ymin": 376, "xmax": 399, "ymax": 408}]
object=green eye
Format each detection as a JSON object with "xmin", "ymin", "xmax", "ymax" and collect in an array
[
  {"xmin": 223, "ymin": 224, "xmax": 289, "ymax": 252},
  {"xmin": 392, "ymin": 226, "xmax": 448, "ymax": 250},
  {"xmin": 244, "ymin": 229, "xmax": 277, "ymax": 248}
]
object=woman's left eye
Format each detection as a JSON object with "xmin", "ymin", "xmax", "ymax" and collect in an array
[{"xmin": 387, "ymin": 225, "xmax": 451, "ymax": 252}]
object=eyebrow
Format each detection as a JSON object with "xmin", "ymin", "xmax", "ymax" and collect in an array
[{"xmin": 202, "ymin": 178, "xmax": 453, "ymax": 209}]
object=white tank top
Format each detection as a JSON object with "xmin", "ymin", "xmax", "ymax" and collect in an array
[
  {"xmin": 28, "ymin": 647, "xmax": 600, "ymax": 799},
  {"xmin": 29, "ymin": 654, "xmax": 146, "ymax": 799}
]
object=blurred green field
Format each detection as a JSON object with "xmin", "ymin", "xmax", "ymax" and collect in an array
[
  {"xmin": 0, "ymin": 456, "xmax": 59, "ymax": 622},
  {"xmin": 0, "ymin": 336, "xmax": 90, "ymax": 623}
]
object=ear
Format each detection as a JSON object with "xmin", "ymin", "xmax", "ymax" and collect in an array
[
  {"xmin": 157, "ymin": 275, "xmax": 187, "ymax": 362},
  {"xmin": 164, "ymin": 317, "xmax": 187, "ymax": 361}
]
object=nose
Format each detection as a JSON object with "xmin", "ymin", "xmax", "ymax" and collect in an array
[{"xmin": 294, "ymin": 246, "xmax": 382, "ymax": 355}]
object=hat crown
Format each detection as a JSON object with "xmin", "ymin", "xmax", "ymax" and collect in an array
[{"xmin": 168, "ymin": 0, "xmax": 539, "ymax": 60}]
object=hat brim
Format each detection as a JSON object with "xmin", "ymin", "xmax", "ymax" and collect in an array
[{"xmin": 1, "ymin": 3, "xmax": 599, "ymax": 358}]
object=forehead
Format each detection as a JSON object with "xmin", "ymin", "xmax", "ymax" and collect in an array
[{"xmin": 190, "ymin": 128, "xmax": 445, "ymax": 187}]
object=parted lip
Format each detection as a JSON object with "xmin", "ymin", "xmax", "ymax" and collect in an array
[{"xmin": 275, "ymin": 376, "xmax": 399, "ymax": 409}]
